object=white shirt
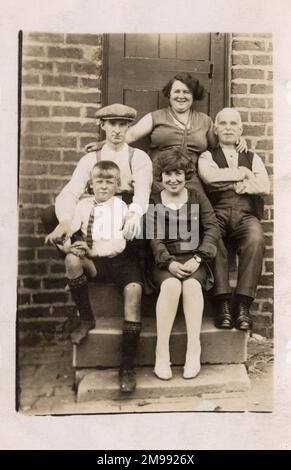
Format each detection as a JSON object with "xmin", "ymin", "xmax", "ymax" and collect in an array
[
  {"xmin": 222, "ymin": 147, "xmax": 239, "ymax": 169},
  {"xmin": 55, "ymin": 143, "xmax": 153, "ymax": 222},
  {"xmin": 70, "ymin": 196, "xmax": 128, "ymax": 258},
  {"xmin": 198, "ymin": 147, "xmax": 270, "ymax": 195}
]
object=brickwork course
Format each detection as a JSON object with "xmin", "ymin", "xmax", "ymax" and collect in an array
[{"xmin": 18, "ymin": 32, "xmax": 273, "ymax": 338}]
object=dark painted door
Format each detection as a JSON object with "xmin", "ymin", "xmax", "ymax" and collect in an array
[{"xmin": 105, "ymin": 33, "xmax": 228, "ymax": 149}]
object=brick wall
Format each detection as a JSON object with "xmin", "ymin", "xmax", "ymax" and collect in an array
[
  {"xmin": 230, "ymin": 33, "xmax": 273, "ymax": 337},
  {"xmin": 18, "ymin": 32, "xmax": 274, "ymax": 338},
  {"xmin": 18, "ymin": 32, "xmax": 103, "ymax": 336}
]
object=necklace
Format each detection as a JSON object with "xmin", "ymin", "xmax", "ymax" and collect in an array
[{"xmin": 169, "ymin": 107, "xmax": 192, "ymax": 128}]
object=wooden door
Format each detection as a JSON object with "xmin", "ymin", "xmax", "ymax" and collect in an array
[{"xmin": 104, "ymin": 33, "xmax": 228, "ymax": 149}]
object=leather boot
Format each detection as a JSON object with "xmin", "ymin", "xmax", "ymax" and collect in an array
[
  {"xmin": 119, "ymin": 368, "xmax": 137, "ymax": 393},
  {"xmin": 235, "ymin": 302, "xmax": 252, "ymax": 331},
  {"xmin": 119, "ymin": 321, "xmax": 141, "ymax": 393},
  {"xmin": 70, "ymin": 319, "xmax": 95, "ymax": 345},
  {"xmin": 214, "ymin": 299, "xmax": 234, "ymax": 329},
  {"xmin": 68, "ymin": 274, "xmax": 95, "ymax": 344}
]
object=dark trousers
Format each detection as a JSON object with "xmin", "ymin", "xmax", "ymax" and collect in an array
[
  {"xmin": 213, "ymin": 205, "xmax": 265, "ymax": 299},
  {"xmin": 41, "ymin": 205, "xmax": 59, "ymax": 234}
]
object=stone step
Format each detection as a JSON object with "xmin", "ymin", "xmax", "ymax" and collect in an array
[
  {"xmin": 73, "ymin": 315, "xmax": 248, "ymax": 368},
  {"xmin": 88, "ymin": 283, "xmax": 214, "ymax": 317},
  {"xmin": 77, "ymin": 364, "xmax": 250, "ymax": 402},
  {"xmin": 88, "ymin": 274, "xmax": 237, "ymax": 319}
]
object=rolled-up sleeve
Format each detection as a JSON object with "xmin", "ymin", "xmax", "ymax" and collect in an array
[
  {"xmin": 236, "ymin": 153, "xmax": 270, "ymax": 195},
  {"xmin": 55, "ymin": 153, "xmax": 95, "ymax": 222},
  {"xmin": 130, "ymin": 149, "xmax": 153, "ymax": 215},
  {"xmin": 198, "ymin": 151, "xmax": 245, "ymax": 185}
]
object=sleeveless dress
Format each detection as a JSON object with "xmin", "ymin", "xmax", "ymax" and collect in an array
[{"xmin": 149, "ymin": 108, "xmax": 215, "ymax": 194}]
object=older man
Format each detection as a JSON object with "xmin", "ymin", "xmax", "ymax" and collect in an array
[
  {"xmin": 45, "ymin": 103, "xmax": 153, "ymax": 245},
  {"xmin": 198, "ymin": 108, "xmax": 270, "ymax": 331}
]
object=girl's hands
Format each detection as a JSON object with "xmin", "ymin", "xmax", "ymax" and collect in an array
[
  {"xmin": 168, "ymin": 261, "xmax": 191, "ymax": 279},
  {"xmin": 182, "ymin": 257, "xmax": 200, "ymax": 274}
]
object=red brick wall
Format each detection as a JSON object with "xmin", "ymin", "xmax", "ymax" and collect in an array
[
  {"xmin": 18, "ymin": 32, "xmax": 102, "ymax": 336},
  {"xmin": 230, "ymin": 33, "xmax": 273, "ymax": 337},
  {"xmin": 18, "ymin": 32, "xmax": 274, "ymax": 338}
]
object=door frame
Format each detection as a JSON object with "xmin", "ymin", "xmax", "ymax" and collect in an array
[{"xmin": 102, "ymin": 33, "xmax": 231, "ymax": 114}]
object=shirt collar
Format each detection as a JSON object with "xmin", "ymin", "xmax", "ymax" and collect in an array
[
  {"xmin": 220, "ymin": 145, "xmax": 238, "ymax": 156},
  {"xmin": 103, "ymin": 142, "xmax": 128, "ymax": 153},
  {"xmin": 93, "ymin": 195, "xmax": 115, "ymax": 206}
]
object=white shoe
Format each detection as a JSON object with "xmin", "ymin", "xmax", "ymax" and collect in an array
[
  {"xmin": 183, "ymin": 346, "xmax": 201, "ymax": 379},
  {"xmin": 183, "ymin": 361, "xmax": 201, "ymax": 379},
  {"xmin": 154, "ymin": 358, "xmax": 172, "ymax": 380}
]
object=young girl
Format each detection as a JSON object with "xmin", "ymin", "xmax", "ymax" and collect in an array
[{"xmin": 149, "ymin": 149, "xmax": 220, "ymax": 379}]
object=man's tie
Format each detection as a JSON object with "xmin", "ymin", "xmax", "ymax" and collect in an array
[{"xmin": 86, "ymin": 201, "xmax": 98, "ymax": 249}]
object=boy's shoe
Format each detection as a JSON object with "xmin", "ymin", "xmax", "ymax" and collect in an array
[
  {"xmin": 70, "ymin": 319, "xmax": 95, "ymax": 345},
  {"xmin": 119, "ymin": 368, "xmax": 136, "ymax": 393}
]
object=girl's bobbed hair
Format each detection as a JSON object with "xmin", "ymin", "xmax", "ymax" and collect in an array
[{"xmin": 154, "ymin": 148, "xmax": 195, "ymax": 182}]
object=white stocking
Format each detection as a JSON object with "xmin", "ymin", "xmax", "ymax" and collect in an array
[
  {"xmin": 155, "ymin": 277, "xmax": 182, "ymax": 364},
  {"xmin": 182, "ymin": 278, "xmax": 204, "ymax": 377}
]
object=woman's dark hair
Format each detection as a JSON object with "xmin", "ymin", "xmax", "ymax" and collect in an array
[
  {"xmin": 162, "ymin": 72, "xmax": 205, "ymax": 101},
  {"xmin": 154, "ymin": 148, "xmax": 195, "ymax": 182}
]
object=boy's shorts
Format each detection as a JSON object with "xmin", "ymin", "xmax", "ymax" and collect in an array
[{"xmin": 91, "ymin": 246, "xmax": 143, "ymax": 292}]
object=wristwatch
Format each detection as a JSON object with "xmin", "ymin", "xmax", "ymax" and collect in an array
[{"xmin": 193, "ymin": 254, "xmax": 202, "ymax": 264}]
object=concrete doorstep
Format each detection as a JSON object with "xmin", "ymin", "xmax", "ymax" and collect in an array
[
  {"xmin": 77, "ymin": 364, "xmax": 250, "ymax": 403},
  {"xmin": 74, "ymin": 316, "xmax": 248, "ymax": 368},
  {"xmin": 18, "ymin": 336, "xmax": 273, "ymax": 415}
]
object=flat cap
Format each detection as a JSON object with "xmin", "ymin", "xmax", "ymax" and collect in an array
[{"xmin": 96, "ymin": 103, "xmax": 137, "ymax": 121}]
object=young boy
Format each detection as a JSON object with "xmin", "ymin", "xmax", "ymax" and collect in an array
[{"xmin": 63, "ymin": 160, "xmax": 143, "ymax": 393}]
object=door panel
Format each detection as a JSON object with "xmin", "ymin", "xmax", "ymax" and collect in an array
[
  {"xmin": 125, "ymin": 33, "xmax": 160, "ymax": 58},
  {"xmin": 176, "ymin": 33, "xmax": 210, "ymax": 60},
  {"xmin": 105, "ymin": 33, "xmax": 228, "ymax": 149},
  {"xmin": 160, "ymin": 34, "xmax": 176, "ymax": 58},
  {"xmin": 124, "ymin": 90, "xmax": 159, "ymax": 114}
]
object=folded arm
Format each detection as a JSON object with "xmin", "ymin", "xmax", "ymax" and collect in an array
[
  {"xmin": 198, "ymin": 150, "xmax": 247, "ymax": 185},
  {"xmin": 234, "ymin": 154, "xmax": 270, "ymax": 195}
]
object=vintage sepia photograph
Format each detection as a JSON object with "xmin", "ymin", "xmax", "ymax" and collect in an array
[{"xmin": 17, "ymin": 31, "xmax": 274, "ymax": 416}]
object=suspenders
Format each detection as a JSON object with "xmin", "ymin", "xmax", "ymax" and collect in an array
[
  {"xmin": 95, "ymin": 145, "xmax": 135, "ymax": 174},
  {"xmin": 85, "ymin": 145, "xmax": 135, "ymax": 195}
]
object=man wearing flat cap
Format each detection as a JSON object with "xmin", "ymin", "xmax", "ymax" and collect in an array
[{"xmin": 45, "ymin": 103, "xmax": 153, "ymax": 244}]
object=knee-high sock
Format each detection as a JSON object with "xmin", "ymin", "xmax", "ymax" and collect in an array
[
  {"xmin": 120, "ymin": 320, "xmax": 141, "ymax": 370},
  {"xmin": 155, "ymin": 279, "xmax": 181, "ymax": 364},
  {"xmin": 182, "ymin": 280, "xmax": 204, "ymax": 364},
  {"xmin": 67, "ymin": 273, "xmax": 94, "ymax": 321}
]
